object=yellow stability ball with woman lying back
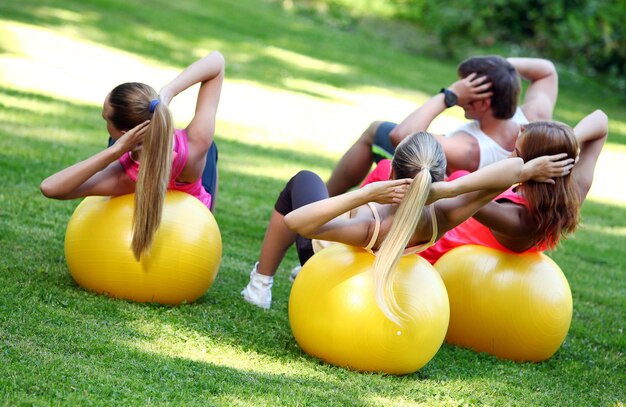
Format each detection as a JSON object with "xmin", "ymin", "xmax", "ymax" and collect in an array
[
  {"xmin": 289, "ymin": 244, "xmax": 449, "ymax": 375},
  {"xmin": 65, "ymin": 191, "xmax": 222, "ymax": 305},
  {"xmin": 434, "ymin": 245, "xmax": 572, "ymax": 362}
]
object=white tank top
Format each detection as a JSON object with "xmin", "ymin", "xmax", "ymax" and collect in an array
[{"xmin": 445, "ymin": 108, "xmax": 529, "ymax": 168}]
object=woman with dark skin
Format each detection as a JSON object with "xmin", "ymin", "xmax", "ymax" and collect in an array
[{"xmin": 360, "ymin": 110, "xmax": 609, "ymax": 263}]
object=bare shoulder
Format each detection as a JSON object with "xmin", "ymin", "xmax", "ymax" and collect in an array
[
  {"xmin": 478, "ymin": 199, "xmax": 537, "ymax": 237},
  {"xmin": 185, "ymin": 125, "xmax": 214, "ymax": 152},
  {"xmin": 348, "ymin": 202, "xmax": 378, "ymax": 220},
  {"xmin": 439, "ymin": 131, "xmax": 480, "ymax": 173}
]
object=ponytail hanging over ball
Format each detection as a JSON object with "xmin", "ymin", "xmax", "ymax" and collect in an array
[{"xmin": 373, "ymin": 132, "xmax": 446, "ymax": 326}]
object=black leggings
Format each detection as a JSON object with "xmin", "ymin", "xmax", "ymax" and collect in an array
[{"xmin": 275, "ymin": 170, "xmax": 329, "ymax": 265}]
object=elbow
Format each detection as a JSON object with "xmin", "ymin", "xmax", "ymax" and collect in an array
[
  {"xmin": 40, "ymin": 178, "xmax": 70, "ymax": 200},
  {"xmin": 284, "ymin": 213, "xmax": 313, "ymax": 238},
  {"xmin": 544, "ymin": 59, "xmax": 557, "ymax": 76},
  {"xmin": 531, "ymin": 58, "xmax": 557, "ymax": 77},
  {"xmin": 594, "ymin": 108, "xmax": 607, "ymax": 119},
  {"xmin": 211, "ymin": 51, "xmax": 226, "ymax": 72},
  {"xmin": 594, "ymin": 109, "xmax": 609, "ymax": 134},
  {"xmin": 40, "ymin": 180, "xmax": 61, "ymax": 199},
  {"xmin": 283, "ymin": 213, "xmax": 299, "ymax": 234}
]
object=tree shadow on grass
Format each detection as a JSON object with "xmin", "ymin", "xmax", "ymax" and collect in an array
[
  {"xmin": 0, "ymin": 292, "xmax": 424, "ymax": 405},
  {"xmin": 3, "ymin": 2, "xmax": 626, "ymax": 146},
  {"xmin": 2, "ymin": 85, "xmax": 624, "ymax": 405},
  {"xmin": 0, "ymin": 85, "xmax": 339, "ymax": 175},
  {"xmin": 0, "ymin": 0, "xmax": 626, "ymax": 145},
  {"xmin": 0, "ymin": 0, "xmax": 455, "ymax": 97}
]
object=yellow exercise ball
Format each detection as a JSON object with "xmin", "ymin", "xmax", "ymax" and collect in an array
[
  {"xmin": 64, "ymin": 191, "xmax": 222, "ymax": 305},
  {"xmin": 289, "ymin": 244, "xmax": 449, "ymax": 375},
  {"xmin": 434, "ymin": 245, "xmax": 572, "ymax": 362}
]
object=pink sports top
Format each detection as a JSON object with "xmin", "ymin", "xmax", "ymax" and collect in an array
[
  {"xmin": 119, "ymin": 128, "xmax": 212, "ymax": 209},
  {"xmin": 419, "ymin": 186, "xmax": 547, "ymax": 264}
]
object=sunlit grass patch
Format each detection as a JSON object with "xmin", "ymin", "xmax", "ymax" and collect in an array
[{"xmin": 0, "ymin": 0, "xmax": 624, "ymax": 405}]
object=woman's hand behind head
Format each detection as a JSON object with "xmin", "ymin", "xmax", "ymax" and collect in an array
[
  {"xmin": 520, "ymin": 153, "xmax": 574, "ymax": 184},
  {"xmin": 113, "ymin": 120, "xmax": 151, "ymax": 155},
  {"xmin": 361, "ymin": 179, "xmax": 413, "ymax": 205}
]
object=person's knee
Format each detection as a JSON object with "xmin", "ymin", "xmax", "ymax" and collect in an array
[
  {"xmin": 293, "ymin": 170, "xmax": 322, "ymax": 184},
  {"xmin": 360, "ymin": 121, "xmax": 383, "ymax": 144}
]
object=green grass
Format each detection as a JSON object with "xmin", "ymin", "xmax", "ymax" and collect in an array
[{"xmin": 1, "ymin": 0, "xmax": 625, "ymax": 405}]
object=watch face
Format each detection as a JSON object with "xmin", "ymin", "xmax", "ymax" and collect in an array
[{"xmin": 445, "ymin": 90, "xmax": 457, "ymax": 107}]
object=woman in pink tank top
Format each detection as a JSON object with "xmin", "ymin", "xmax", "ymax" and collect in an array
[{"xmin": 40, "ymin": 51, "xmax": 225, "ymax": 259}]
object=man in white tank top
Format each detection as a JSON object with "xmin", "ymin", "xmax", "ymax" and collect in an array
[
  {"xmin": 444, "ymin": 107, "xmax": 529, "ymax": 169},
  {"xmin": 326, "ymin": 56, "xmax": 558, "ymax": 195}
]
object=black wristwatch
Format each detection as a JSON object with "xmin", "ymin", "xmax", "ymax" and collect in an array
[{"xmin": 440, "ymin": 88, "xmax": 458, "ymax": 108}]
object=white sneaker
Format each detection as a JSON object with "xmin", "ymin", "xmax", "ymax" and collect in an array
[
  {"xmin": 289, "ymin": 265, "xmax": 302, "ymax": 283},
  {"xmin": 241, "ymin": 262, "xmax": 273, "ymax": 309}
]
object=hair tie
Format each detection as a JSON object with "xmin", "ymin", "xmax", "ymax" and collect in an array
[{"xmin": 149, "ymin": 99, "xmax": 160, "ymax": 113}]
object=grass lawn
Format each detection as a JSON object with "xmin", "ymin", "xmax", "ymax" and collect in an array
[{"xmin": 0, "ymin": 0, "xmax": 624, "ymax": 405}]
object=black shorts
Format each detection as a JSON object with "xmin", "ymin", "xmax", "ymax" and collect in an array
[{"xmin": 372, "ymin": 121, "xmax": 397, "ymax": 163}]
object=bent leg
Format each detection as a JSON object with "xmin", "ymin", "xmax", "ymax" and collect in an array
[
  {"xmin": 326, "ymin": 121, "xmax": 396, "ymax": 196},
  {"xmin": 258, "ymin": 170, "xmax": 329, "ymax": 276},
  {"xmin": 326, "ymin": 121, "xmax": 380, "ymax": 197},
  {"xmin": 256, "ymin": 210, "xmax": 297, "ymax": 277},
  {"xmin": 242, "ymin": 170, "xmax": 328, "ymax": 308}
]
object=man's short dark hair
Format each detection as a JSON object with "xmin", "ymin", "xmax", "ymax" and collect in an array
[{"xmin": 458, "ymin": 55, "xmax": 520, "ymax": 119}]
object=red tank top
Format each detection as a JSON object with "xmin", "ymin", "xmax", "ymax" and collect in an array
[
  {"xmin": 419, "ymin": 186, "xmax": 547, "ymax": 264},
  {"xmin": 361, "ymin": 164, "xmax": 548, "ymax": 264}
]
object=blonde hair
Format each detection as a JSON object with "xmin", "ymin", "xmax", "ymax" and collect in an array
[
  {"xmin": 107, "ymin": 83, "xmax": 174, "ymax": 259},
  {"xmin": 373, "ymin": 132, "xmax": 446, "ymax": 326}
]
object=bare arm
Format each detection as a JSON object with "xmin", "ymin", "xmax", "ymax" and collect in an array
[
  {"xmin": 389, "ymin": 73, "xmax": 492, "ymax": 146},
  {"xmin": 388, "ymin": 93, "xmax": 447, "ymax": 146},
  {"xmin": 571, "ymin": 109, "xmax": 609, "ymax": 200},
  {"xmin": 508, "ymin": 57, "xmax": 558, "ymax": 121},
  {"xmin": 432, "ymin": 157, "xmax": 524, "ymax": 233},
  {"xmin": 284, "ymin": 179, "xmax": 412, "ymax": 243},
  {"xmin": 287, "ymin": 158, "xmax": 523, "ymax": 245},
  {"xmin": 469, "ymin": 199, "xmax": 531, "ymax": 238},
  {"xmin": 471, "ymin": 157, "xmax": 572, "ymax": 236},
  {"xmin": 429, "ymin": 157, "xmax": 524, "ymax": 203},
  {"xmin": 40, "ymin": 121, "xmax": 149, "ymax": 199},
  {"xmin": 159, "ymin": 51, "xmax": 225, "ymax": 153},
  {"xmin": 473, "ymin": 110, "xmax": 607, "ymax": 235}
]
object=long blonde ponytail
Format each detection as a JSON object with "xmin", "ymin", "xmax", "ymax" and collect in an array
[
  {"xmin": 373, "ymin": 132, "xmax": 446, "ymax": 326},
  {"xmin": 106, "ymin": 83, "xmax": 174, "ymax": 259},
  {"xmin": 132, "ymin": 101, "xmax": 173, "ymax": 259}
]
